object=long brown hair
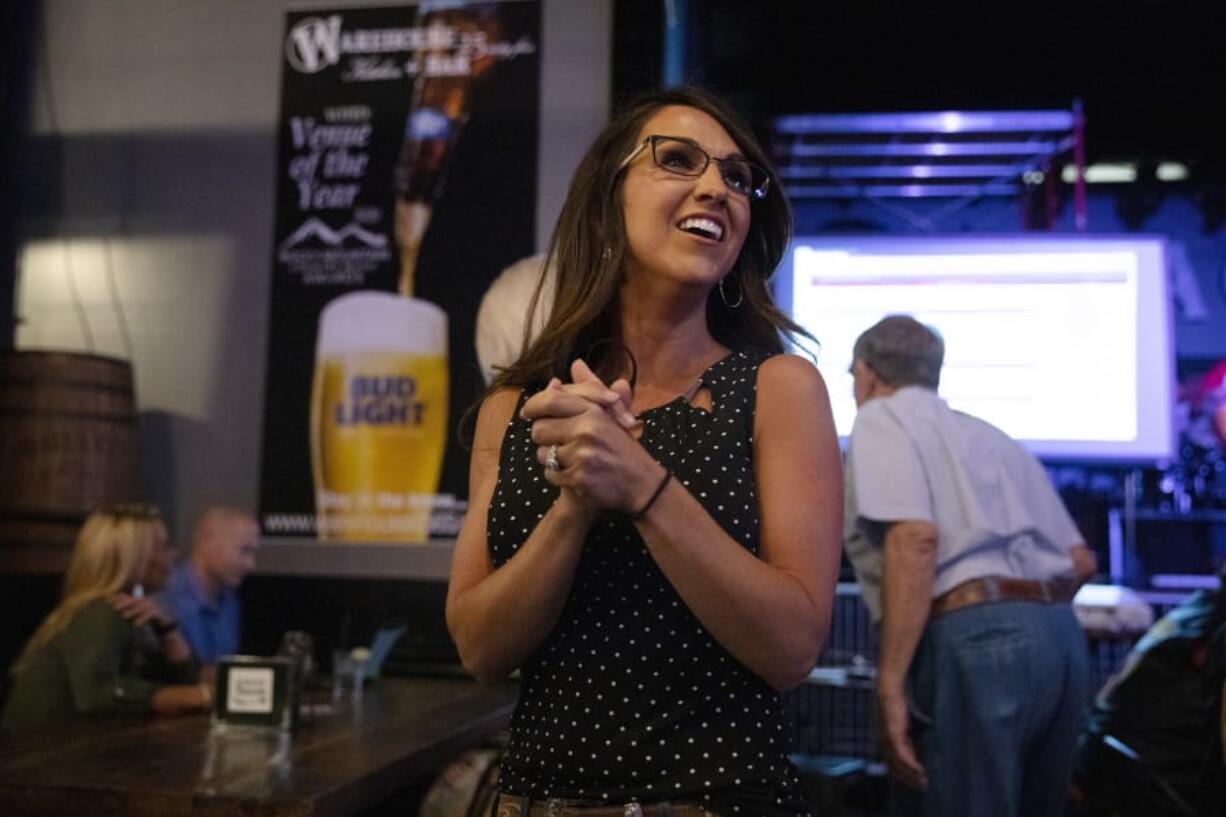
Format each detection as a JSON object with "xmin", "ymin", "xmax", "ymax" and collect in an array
[{"xmin": 491, "ymin": 86, "xmax": 811, "ymax": 392}]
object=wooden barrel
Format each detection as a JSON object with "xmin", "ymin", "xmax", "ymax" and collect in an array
[{"xmin": 0, "ymin": 351, "xmax": 139, "ymax": 568}]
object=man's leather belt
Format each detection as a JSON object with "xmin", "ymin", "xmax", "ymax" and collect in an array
[
  {"xmin": 930, "ymin": 575, "xmax": 1075, "ymax": 617},
  {"xmin": 495, "ymin": 794, "xmax": 711, "ymax": 817}
]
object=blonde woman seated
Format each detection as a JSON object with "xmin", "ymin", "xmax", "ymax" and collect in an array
[{"xmin": 1, "ymin": 504, "xmax": 212, "ymax": 732}]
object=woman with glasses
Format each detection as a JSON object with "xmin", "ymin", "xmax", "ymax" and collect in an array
[
  {"xmin": 447, "ymin": 87, "xmax": 842, "ymax": 817},
  {"xmin": 2, "ymin": 505, "xmax": 212, "ymax": 732}
]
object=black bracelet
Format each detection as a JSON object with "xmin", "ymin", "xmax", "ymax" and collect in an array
[
  {"xmin": 631, "ymin": 468, "xmax": 672, "ymax": 521},
  {"xmin": 153, "ymin": 619, "xmax": 179, "ymax": 637}
]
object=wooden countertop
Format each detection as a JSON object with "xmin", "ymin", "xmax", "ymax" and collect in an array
[{"xmin": 0, "ymin": 676, "xmax": 516, "ymax": 817}]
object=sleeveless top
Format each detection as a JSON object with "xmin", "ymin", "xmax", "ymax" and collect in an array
[{"xmin": 487, "ymin": 349, "xmax": 811, "ymax": 817}]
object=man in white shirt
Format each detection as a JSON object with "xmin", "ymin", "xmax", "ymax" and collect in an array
[{"xmin": 843, "ymin": 315, "xmax": 1096, "ymax": 817}]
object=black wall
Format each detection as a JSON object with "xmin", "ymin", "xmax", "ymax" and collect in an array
[
  {"xmin": 240, "ymin": 576, "xmax": 459, "ymax": 678},
  {"xmin": 0, "ymin": 2, "xmax": 39, "ymax": 349}
]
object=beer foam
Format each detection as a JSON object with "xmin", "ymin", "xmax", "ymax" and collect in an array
[{"xmin": 316, "ymin": 291, "xmax": 447, "ymax": 355}]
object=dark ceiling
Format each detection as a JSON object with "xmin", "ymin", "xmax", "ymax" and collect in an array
[{"xmin": 614, "ymin": 0, "xmax": 1226, "ymax": 169}]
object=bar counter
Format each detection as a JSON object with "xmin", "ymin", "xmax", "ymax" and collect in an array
[{"xmin": 0, "ymin": 676, "xmax": 516, "ymax": 817}]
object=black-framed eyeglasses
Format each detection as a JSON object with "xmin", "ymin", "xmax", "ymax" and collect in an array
[{"xmin": 618, "ymin": 135, "xmax": 771, "ymax": 200}]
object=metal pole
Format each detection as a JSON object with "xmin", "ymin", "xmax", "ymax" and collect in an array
[
  {"xmin": 1044, "ymin": 159, "xmax": 1058, "ymax": 230},
  {"xmin": 662, "ymin": 0, "xmax": 688, "ymax": 87},
  {"xmin": 1073, "ymin": 98, "xmax": 1088, "ymax": 231},
  {"xmin": 1124, "ymin": 468, "xmax": 1139, "ymax": 585}
]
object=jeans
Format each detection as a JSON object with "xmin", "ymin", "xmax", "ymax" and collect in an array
[{"xmin": 892, "ymin": 601, "xmax": 1091, "ymax": 817}]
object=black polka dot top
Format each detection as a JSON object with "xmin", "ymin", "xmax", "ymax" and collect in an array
[{"xmin": 487, "ymin": 349, "xmax": 811, "ymax": 817}]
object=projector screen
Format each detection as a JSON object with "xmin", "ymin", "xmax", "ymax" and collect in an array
[{"xmin": 775, "ymin": 236, "xmax": 1175, "ymax": 463}]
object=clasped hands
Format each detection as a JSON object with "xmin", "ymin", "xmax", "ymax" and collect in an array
[{"xmin": 520, "ymin": 359, "xmax": 666, "ymax": 514}]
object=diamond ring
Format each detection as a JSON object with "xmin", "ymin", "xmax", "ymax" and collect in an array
[{"xmin": 545, "ymin": 444, "xmax": 560, "ymax": 472}]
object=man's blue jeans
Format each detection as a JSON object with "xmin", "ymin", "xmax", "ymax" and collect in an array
[{"xmin": 892, "ymin": 600, "xmax": 1091, "ymax": 817}]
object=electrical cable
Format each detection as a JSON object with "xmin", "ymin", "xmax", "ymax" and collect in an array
[{"xmin": 38, "ymin": 16, "xmax": 96, "ymax": 352}]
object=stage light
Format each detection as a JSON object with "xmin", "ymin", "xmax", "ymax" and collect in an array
[{"xmin": 1155, "ymin": 162, "xmax": 1188, "ymax": 181}]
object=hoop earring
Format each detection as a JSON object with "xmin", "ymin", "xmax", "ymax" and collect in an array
[{"xmin": 718, "ymin": 275, "xmax": 743, "ymax": 308}]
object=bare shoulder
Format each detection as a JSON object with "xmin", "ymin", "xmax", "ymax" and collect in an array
[
  {"xmin": 754, "ymin": 353, "xmax": 836, "ymax": 440},
  {"xmin": 473, "ymin": 387, "xmax": 522, "ymax": 451},
  {"xmin": 756, "ymin": 353, "xmax": 830, "ymax": 402},
  {"xmin": 462, "ymin": 387, "xmax": 523, "ymax": 527}
]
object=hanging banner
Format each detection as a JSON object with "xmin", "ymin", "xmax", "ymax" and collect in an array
[{"xmin": 259, "ymin": 1, "xmax": 540, "ymax": 542}]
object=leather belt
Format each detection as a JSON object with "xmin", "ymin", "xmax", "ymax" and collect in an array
[
  {"xmin": 930, "ymin": 575, "xmax": 1076, "ymax": 617},
  {"xmin": 495, "ymin": 794, "xmax": 711, "ymax": 817}
]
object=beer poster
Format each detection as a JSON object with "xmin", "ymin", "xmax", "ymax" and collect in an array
[{"xmin": 259, "ymin": 1, "xmax": 540, "ymax": 542}]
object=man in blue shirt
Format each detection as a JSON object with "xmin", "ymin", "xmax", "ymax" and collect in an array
[{"xmin": 160, "ymin": 507, "xmax": 260, "ymax": 664}]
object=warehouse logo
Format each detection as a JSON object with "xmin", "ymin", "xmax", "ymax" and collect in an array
[
  {"xmin": 286, "ymin": 16, "xmax": 342, "ymax": 74},
  {"xmin": 285, "ymin": 15, "xmax": 460, "ymax": 75}
]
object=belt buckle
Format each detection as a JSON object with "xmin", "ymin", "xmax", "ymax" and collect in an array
[
  {"xmin": 545, "ymin": 799, "xmax": 564, "ymax": 817},
  {"xmin": 496, "ymin": 799, "xmax": 524, "ymax": 817},
  {"xmin": 624, "ymin": 804, "xmax": 643, "ymax": 817},
  {"xmin": 984, "ymin": 576, "xmax": 1003, "ymax": 603}
]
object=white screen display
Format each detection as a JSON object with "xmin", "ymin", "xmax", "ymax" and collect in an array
[{"xmin": 777, "ymin": 236, "xmax": 1175, "ymax": 462}]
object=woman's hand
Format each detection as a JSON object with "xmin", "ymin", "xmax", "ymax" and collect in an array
[
  {"xmin": 571, "ymin": 358, "xmax": 637, "ymax": 430},
  {"xmin": 110, "ymin": 593, "xmax": 173, "ymax": 630},
  {"xmin": 446, "ymin": 387, "xmax": 600, "ymax": 683},
  {"xmin": 530, "ymin": 359, "xmax": 638, "ymax": 431},
  {"xmin": 150, "ymin": 682, "xmax": 213, "ymax": 715},
  {"xmin": 521, "ymin": 359, "xmax": 663, "ymax": 512},
  {"xmin": 109, "ymin": 593, "xmax": 194, "ymax": 663}
]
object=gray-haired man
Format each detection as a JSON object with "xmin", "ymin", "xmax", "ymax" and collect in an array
[{"xmin": 843, "ymin": 315, "xmax": 1096, "ymax": 816}]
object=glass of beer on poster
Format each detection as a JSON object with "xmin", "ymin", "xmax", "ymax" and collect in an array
[{"xmin": 310, "ymin": 291, "xmax": 448, "ymax": 542}]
